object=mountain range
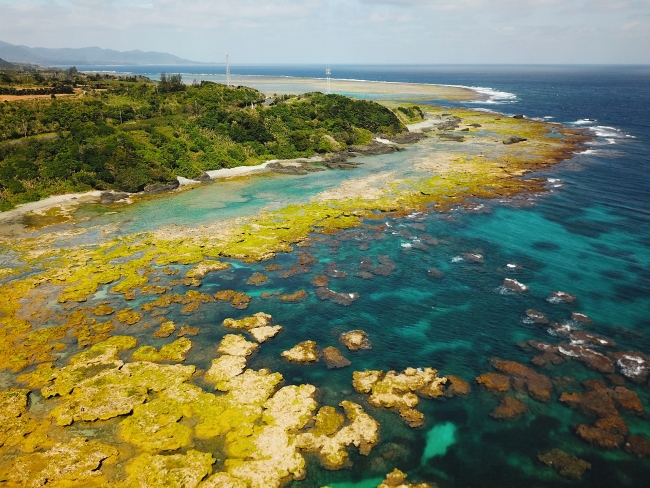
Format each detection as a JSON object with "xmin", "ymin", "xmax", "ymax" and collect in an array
[{"xmin": 0, "ymin": 40, "xmax": 202, "ymax": 66}]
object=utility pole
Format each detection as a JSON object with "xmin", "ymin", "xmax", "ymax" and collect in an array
[
  {"xmin": 326, "ymin": 66, "xmax": 331, "ymax": 94},
  {"xmin": 226, "ymin": 53, "xmax": 231, "ymax": 87}
]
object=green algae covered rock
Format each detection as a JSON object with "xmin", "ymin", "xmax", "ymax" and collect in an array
[
  {"xmin": 132, "ymin": 338, "xmax": 193, "ymax": 362},
  {"xmin": 0, "ymin": 437, "xmax": 118, "ymax": 487},
  {"xmin": 200, "ymin": 472, "xmax": 247, "ymax": 488},
  {"xmin": 119, "ymin": 397, "xmax": 193, "ymax": 452},
  {"xmin": 218, "ymin": 334, "xmax": 259, "ymax": 357},
  {"xmin": 204, "ymin": 355, "xmax": 247, "ymax": 390},
  {"xmin": 117, "ymin": 449, "xmax": 215, "ymax": 488},
  {"xmin": 0, "ymin": 388, "xmax": 37, "ymax": 449},
  {"xmin": 296, "ymin": 401, "xmax": 380, "ymax": 469},
  {"xmin": 46, "ymin": 348, "xmax": 195, "ymax": 426},
  {"xmin": 222, "ymin": 312, "xmax": 273, "ymax": 330}
]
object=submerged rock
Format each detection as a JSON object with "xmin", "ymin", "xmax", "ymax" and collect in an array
[
  {"xmin": 476, "ymin": 373, "xmax": 511, "ymax": 392},
  {"xmin": 323, "ymin": 346, "xmax": 352, "ymax": 369},
  {"xmin": 280, "ymin": 290, "xmax": 307, "ymax": 302},
  {"xmin": 489, "ymin": 358, "xmax": 553, "ymax": 402},
  {"xmin": 316, "ymin": 287, "xmax": 359, "ymax": 306},
  {"xmin": 557, "ymin": 343, "xmax": 615, "ymax": 373},
  {"xmin": 490, "ymin": 396, "xmax": 528, "ymax": 420},
  {"xmin": 246, "ymin": 272, "xmax": 268, "ymax": 286},
  {"xmin": 547, "ymin": 291, "xmax": 577, "ymax": 304},
  {"xmin": 444, "ymin": 375, "xmax": 471, "ymax": 397},
  {"xmin": 503, "ymin": 278, "xmax": 529, "ymax": 293},
  {"xmin": 625, "ymin": 435, "xmax": 650, "ymax": 458},
  {"xmin": 525, "ymin": 309, "xmax": 548, "ymax": 324},
  {"xmin": 340, "ymin": 330, "xmax": 372, "ymax": 351},
  {"xmin": 312, "ymin": 274, "xmax": 329, "ymax": 287},
  {"xmin": 462, "ymin": 253, "xmax": 484, "ymax": 263},
  {"xmin": 153, "ymin": 320, "xmax": 176, "ymax": 338},
  {"xmin": 575, "ymin": 424, "xmax": 624, "ymax": 449},
  {"xmin": 538, "ymin": 449, "xmax": 591, "ymax": 480},
  {"xmin": 427, "ymin": 268, "xmax": 445, "ymax": 279},
  {"xmin": 282, "ymin": 341, "xmax": 319, "ymax": 363}
]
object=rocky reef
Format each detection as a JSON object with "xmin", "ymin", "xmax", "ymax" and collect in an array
[
  {"xmin": 352, "ymin": 368, "xmax": 447, "ymax": 427},
  {"xmin": 538, "ymin": 449, "xmax": 591, "ymax": 480},
  {"xmin": 282, "ymin": 341, "xmax": 320, "ymax": 363}
]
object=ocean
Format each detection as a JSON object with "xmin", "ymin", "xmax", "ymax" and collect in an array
[{"xmin": 31, "ymin": 65, "xmax": 650, "ymax": 486}]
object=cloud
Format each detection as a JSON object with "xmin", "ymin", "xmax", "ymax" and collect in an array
[{"xmin": 0, "ymin": 0, "xmax": 648, "ymax": 63}]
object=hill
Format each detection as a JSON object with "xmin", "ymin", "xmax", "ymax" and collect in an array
[
  {"xmin": 0, "ymin": 75, "xmax": 405, "ymax": 210},
  {"xmin": 0, "ymin": 40, "xmax": 201, "ymax": 66},
  {"xmin": 0, "ymin": 58, "xmax": 16, "ymax": 69}
]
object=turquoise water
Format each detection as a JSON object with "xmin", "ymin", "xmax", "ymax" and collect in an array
[{"xmin": 18, "ymin": 66, "xmax": 650, "ymax": 486}]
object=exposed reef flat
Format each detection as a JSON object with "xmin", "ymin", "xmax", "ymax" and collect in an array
[
  {"xmin": 218, "ymin": 75, "xmax": 480, "ymax": 102},
  {"xmin": 0, "ymin": 89, "xmax": 592, "ymax": 487}
]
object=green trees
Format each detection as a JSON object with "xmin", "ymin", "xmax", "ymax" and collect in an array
[{"xmin": 0, "ymin": 77, "xmax": 405, "ymax": 210}]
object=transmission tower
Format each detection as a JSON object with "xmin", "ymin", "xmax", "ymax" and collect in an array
[
  {"xmin": 226, "ymin": 53, "xmax": 231, "ymax": 87},
  {"xmin": 325, "ymin": 66, "xmax": 331, "ymax": 94}
]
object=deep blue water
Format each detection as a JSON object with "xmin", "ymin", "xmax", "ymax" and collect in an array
[{"xmin": 67, "ymin": 65, "xmax": 650, "ymax": 486}]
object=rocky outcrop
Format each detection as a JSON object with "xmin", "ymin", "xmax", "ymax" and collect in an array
[
  {"xmin": 322, "ymin": 346, "xmax": 351, "ymax": 369},
  {"xmin": 538, "ymin": 449, "xmax": 591, "ymax": 479},
  {"xmin": 100, "ymin": 191, "xmax": 130, "ymax": 205},
  {"xmin": 490, "ymin": 396, "xmax": 528, "ymax": 419},
  {"xmin": 352, "ymin": 367, "xmax": 447, "ymax": 427},
  {"xmin": 144, "ymin": 179, "xmax": 180, "ymax": 195},
  {"xmin": 503, "ymin": 136, "xmax": 527, "ymax": 145},
  {"xmin": 339, "ymin": 330, "xmax": 372, "ymax": 351},
  {"xmin": 282, "ymin": 341, "xmax": 319, "ymax": 363}
]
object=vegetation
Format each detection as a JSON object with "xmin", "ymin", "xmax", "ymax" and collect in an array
[{"xmin": 0, "ymin": 69, "xmax": 404, "ymax": 210}]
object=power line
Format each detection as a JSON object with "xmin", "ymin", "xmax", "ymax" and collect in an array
[{"xmin": 226, "ymin": 53, "xmax": 231, "ymax": 87}]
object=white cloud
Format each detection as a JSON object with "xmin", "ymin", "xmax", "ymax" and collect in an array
[{"xmin": 0, "ymin": 0, "xmax": 647, "ymax": 63}]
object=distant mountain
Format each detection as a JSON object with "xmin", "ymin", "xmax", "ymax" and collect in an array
[
  {"xmin": 0, "ymin": 57, "xmax": 17, "ymax": 69},
  {"xmin": 0, "ymin": 40, "xmax": 203, "ymax": 66}
]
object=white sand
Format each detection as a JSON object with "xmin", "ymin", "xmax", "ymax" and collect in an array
[
  {"xmin": 206, "ymin": 162, "xmax": 274, "ymax": 180},
  {"xmin": 0, "ymin": 190, "xmax": 102, "ymax": 222}
]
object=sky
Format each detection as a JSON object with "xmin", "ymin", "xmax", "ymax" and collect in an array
[{"xmin": 0, "ymin": 0, "xmax": 649, "ymax": 64}]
